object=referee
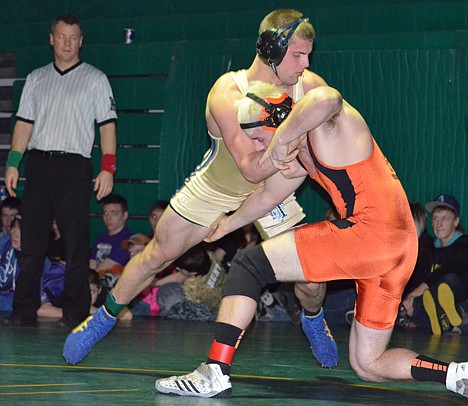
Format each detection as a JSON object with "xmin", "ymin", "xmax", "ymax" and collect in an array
[{"xmin": 4, "ymin": 14, "xmax": 117, "ymax": 327}]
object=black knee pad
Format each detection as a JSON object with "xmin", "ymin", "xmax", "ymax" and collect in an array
[{"xmin": 222, "ymin": 245, "xmax": 278, "ymax": 302}]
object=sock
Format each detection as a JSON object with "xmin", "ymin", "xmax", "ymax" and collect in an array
[
  {"xmin": 104, "ymin": 291, "xmax": 126, "ymax": 317},
  {"xmin": 303, "ymin": 307, "xmax": 322, "ymax": 318},
  {"xmin": 207, "ymin": 322, "xmax": 244, "ymax": 375},
  {"xmin": 411, "ymin": 354, "xmax": 449, "ymax": 383}
]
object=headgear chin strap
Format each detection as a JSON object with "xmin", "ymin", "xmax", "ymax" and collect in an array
[
  {"xmin": 256, "ymin": 16, "xmax": 308, "ymax": 76},
  {"xmin": 240, "ymin": 92, "xmax": 294, "ymax": 132}
]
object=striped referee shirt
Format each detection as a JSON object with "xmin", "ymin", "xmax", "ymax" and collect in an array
[{"xmin": 16, "ymin": 61, "xmax": 117, "ymax": 158}]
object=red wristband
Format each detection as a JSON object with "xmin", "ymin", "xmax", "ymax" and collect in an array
[{"xmin": 101, "ymin": 154, "xmax": 116, "ymax": 175}]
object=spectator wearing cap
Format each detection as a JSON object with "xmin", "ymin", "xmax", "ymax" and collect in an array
[
  {"xmin": 122, "ymin": 233, "xmax": 150, "ymax": 258},
  {"xmin": 401, "ymin": 194, "xmax": 468, "ymax": 335}
]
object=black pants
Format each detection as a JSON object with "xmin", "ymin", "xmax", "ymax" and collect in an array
[{"xmin": 14, "ymin": 149, "xmax": 93, "ymax": 323}]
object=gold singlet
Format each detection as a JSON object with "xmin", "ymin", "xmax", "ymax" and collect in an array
[{"xmin": 170, "ymin": 70, "xmax": 305, "ymax": 238}]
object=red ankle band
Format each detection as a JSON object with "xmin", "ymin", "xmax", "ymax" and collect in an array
[{"xmin": 208, "ymin": 341, "xmax": 236, "ymax": 365}]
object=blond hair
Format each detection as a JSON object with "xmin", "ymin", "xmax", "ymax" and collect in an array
[{"xmin": 236, "ymin": 81, "xmax": 287, "ymax": 134}]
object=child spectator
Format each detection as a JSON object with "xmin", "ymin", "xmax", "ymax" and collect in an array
[
  {"xmin": 38, "ymin": 269, "xmax": 132, "ymax": 320},
  {"xmin": 0, "ymin": 196, "xmax": 22, "ymax": 238},
  {"xmin": 122, "ymin": 233, "xmax": 150, "ymax": 258},
  {"xmin": 129, "ymin": 243, "xmax": 227, "ymax": 321},
  {"xmin": 0, "ymin": 215, "xmax": 21, "ymax": 315},
  {"xmin": 0, "ymin": 216, "xmax": 66, "ymax": 321},
  {"xmin": 400, "ymin": 195, "xmax": 468, "ymax": 334},
  {"xmin": 148, "ymin": 200, "xmax": 169, "ymax": 238}
]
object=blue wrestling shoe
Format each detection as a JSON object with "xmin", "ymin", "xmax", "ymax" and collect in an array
[
  {"xmin": 301, "ymin": 308, "xmax": 338, "ymax": 368},
  {"xmin": 63, "ymin": 306, "xmax": 117, "ymax": 365}
]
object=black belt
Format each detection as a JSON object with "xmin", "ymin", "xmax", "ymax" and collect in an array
[{"xmin": 31, "ymin": 149, "xmax": 77, "ymax": 157}]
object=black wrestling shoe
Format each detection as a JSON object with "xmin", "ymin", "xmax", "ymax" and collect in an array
[{"xmin": 1, "ymin": 314, "xmax": 37, "ymax": 327}]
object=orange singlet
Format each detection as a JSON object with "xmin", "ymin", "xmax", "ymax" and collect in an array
[{"xmin": 295, "ymin": 137, "xmax": 418, "ymax": 330}]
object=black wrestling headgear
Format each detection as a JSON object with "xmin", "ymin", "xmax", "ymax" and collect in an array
[{"xmin": 256, "ymin": 16, "xmax": 308, "ymax": 74}]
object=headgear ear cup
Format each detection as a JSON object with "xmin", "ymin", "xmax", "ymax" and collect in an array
[
  {"xmin": 240, "ymin": 93, "xmax": 294, "ymax": 131},
  {"xmin": 256, "ymin": 16, "xmax": 307, "ymax": 71}
]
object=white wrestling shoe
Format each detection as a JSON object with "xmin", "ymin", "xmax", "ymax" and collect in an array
[
  {"xmin": 446, "ymin": 362, "xmax": 468, "ymax": 397},
  {"xmin": 155, "ymin": 362, "xmax": 232, "ymax": 398}
]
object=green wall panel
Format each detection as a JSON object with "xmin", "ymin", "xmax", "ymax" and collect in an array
[
  {"xmin": 91, "ymin": 147, "xmax": 159, "ymax": 180},
  {"xmin": 159, "ymin": 45, "xmax": 467, "ymax": 231},
  {"xmin": 312, "ymin": 49, "xmax": 467, "ymax": 223},
  {"xmin": 3, "ymin": 0, "xmax": 467, "ymax": 239},
  {"xmin": 159, "ymin": 39, "xmax": 252, "ymax": 199},
  {"xmin": 115, "ymin": 113, "xmax": 162, "ymax": 145},
  {"xmin": 2, "ymin": 1, "xmax": 466, "ymax": 53},
  {"xmin": 109, "ymin": 77, "xmax": 166, "ymax": 110}
]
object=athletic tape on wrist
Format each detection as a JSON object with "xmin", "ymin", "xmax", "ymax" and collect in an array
[
  {"xmin": 6, "ymin": 150, "xmax": 23, "ymax": 169},
  {"xmin": 208, "ymin": 340, "xmax": 236, "ymax": 365},
  {"xmin": 101, "ymin": 154, "xmax": 116, "ymax": 175}
]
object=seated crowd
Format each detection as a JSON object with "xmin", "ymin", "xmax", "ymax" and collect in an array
[{"xmin": 0, "ymin": 191, "xmax": 466, "ymax": 334}]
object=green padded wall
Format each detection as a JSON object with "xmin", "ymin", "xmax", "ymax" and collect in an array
[
  {"xmin": 159, "ymin": 39, "xmax": 252, "ymax": 199},
  {"xmin": 2, "ymin": 0, "xmax": 467, "ymax": 239},
  {"xmin": 1, "ymin": 1, "xmax": 467, "ymax": 52},
  {"xmin": 159, "ymin": 45, "xmax": 468, "ymax": 231},
  {"xmin": 311, "ymin": 49, "xmax": 468, "ymax": 230}
]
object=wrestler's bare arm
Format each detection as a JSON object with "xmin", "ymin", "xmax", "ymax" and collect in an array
[
  {"xmin": 268, "ymin": 86, "xmax": 343, "ymax": 166},
  {"xmin": 207, "ymin": 75, "xmax": 278, "ymax": 183},
  {"xmin": 301, "ymin": 69, "xmax": 328, "ymax": 92}
]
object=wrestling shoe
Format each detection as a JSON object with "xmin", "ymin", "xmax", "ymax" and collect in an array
[
  {"xmin": 301, "ymin": 308, "xmax": 338, "ymax": 368},
  {"xmin": 438, "ymin": 283, "xmax": 462, "ymax": 327},
  {"xmin": 446, "ymin": 362, "xmax": 468, "ymax": 397},
  {"xmin": 423, "ymin": 289, "xmax": 451, "ymax": 335},
  {"xmin": 155, "ymin": 362, "xmax": 232, "ymax": 398},
  {"xmin": 63, "ymin": 306, "xmax": 117, "ymax": 365}
]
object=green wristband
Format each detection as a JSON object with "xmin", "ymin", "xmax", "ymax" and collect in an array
[{"xmin": 6, "ymin": 150, "xmax": 23, "ymax": 169}]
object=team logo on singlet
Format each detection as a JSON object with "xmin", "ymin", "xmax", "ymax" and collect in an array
[{"xmin": 270, "ymin": 203, "xmax": 288, "ymax": 223}]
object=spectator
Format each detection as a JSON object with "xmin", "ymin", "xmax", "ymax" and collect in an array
[
  {"xmin": 90, "ymin": 194, "xmax": 132, "ymax": 287},
  {"xmin": 122, "ymin": 233, "xmax": 150, "ymax": 259},
  {"xmin": 0, "ymin": 196, "xmax": 22, "ymax": 238},
  {"xmin": 130, "ymin": 243, "xmax": 226, "ymax": 321},
  {"xmin": 38, "ymin": 269, "xmax": 132, "ymax": 320},
  {"xmin": 148, "ymin": 200, "xmax": 169, "ymax": 238},
  {"xmin": 0, "ymin": 216, "xmax": 21, "ymax": 315},
  {"xmin": 3, "ymin": 14, "xmax": 117, "ymax": 328},
  {"xmin": 401, "ymin": 195, "xmax": 468, "ymax": 335},
  {"xmin": 402, "ymin": 202, "xmax": 434, "ymax": 298},
  {"xmin": 0, "ymin": 216, "xmax": 64, "ymax": 318}
]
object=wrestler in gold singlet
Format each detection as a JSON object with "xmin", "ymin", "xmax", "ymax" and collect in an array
[{"xmin": 170, "ymin": 69, "xmax": 306, "ymax": 239}]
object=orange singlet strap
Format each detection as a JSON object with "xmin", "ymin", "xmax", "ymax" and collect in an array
[{"xmin": 208, "ymin": 340, "xmax": 236, "ymax": 365}]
